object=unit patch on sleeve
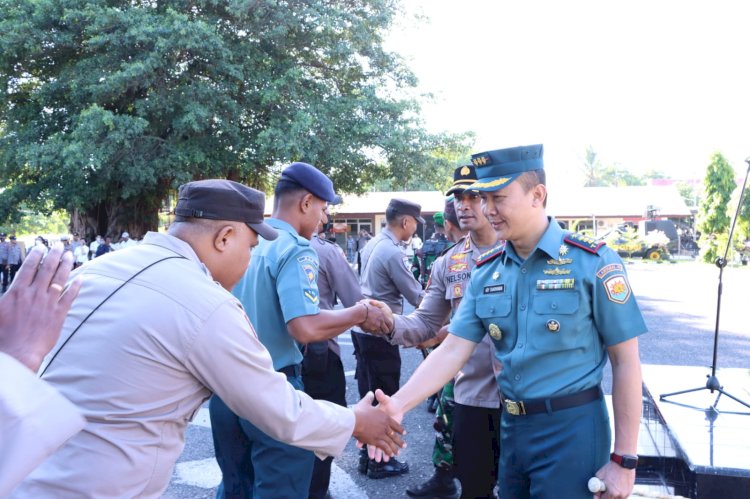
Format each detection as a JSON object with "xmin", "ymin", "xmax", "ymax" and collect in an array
[
  {"xmin": 603, "ymin": 275, "xmax": 631, "ymax": 303},
  {"xmin": 596, "ymin": 263, "xmax": 624, "ymax": 279},
  {"xmin": 300, "ymin": 263, "xmax": 317, "ymax": 285},
  {"xmin": 303, "ymin": 288, "xmax": 320, "ymax": 304},
  {"xmin": 452, "ymin": 283, "xmax": 464, "ymax": 298},
  {"xmin": 402, "ymin": 255, "xmax": 412, "ymax": 270}
]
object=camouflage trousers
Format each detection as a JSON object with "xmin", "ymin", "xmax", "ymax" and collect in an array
[{"xmin": 431, "ymin": 379, "xmax": 455, "ymax": 469}]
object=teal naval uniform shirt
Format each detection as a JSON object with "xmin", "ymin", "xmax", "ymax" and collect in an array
[
  {"xmin": 233, "ymin": 218, "xmax": 322, "ymax": 371},
  {"xmin": 450, "ymin": 217, "xmax": 647, "ymax": 401}
]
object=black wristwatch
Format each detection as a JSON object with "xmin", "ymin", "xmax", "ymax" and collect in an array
[{"xmin": 610, "ymin": 452, "xmax": 638, "ymax": 469}]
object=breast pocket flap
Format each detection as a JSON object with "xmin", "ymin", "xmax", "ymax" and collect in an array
[
  {"xmin": 532, "ymin": 292, "xmax": 579, "ymax": 315},
  {"xmin": 476, "ymin": 295, "xmax": 512, "ymax": 318}
]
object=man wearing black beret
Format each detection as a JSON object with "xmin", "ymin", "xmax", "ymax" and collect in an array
[
  {"xmin": 14, "ymin": 179, "xmax": 404, "ymax": 498},
  {"xmin": 352, "ymin": 197, "xmax": 426, "ymax": 479}
]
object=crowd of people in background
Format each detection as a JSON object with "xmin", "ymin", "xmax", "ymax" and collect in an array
[{"xmin": 0, "ymin": 231, "xmax": 140, "ymax": 293}]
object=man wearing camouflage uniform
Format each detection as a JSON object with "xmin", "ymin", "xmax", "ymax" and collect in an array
[{"xmin": 388, "ymin": 165, "xmax": 502, "ymax": 498}]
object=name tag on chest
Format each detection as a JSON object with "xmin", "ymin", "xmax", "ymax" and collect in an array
[{"xmin": 483, "ymin": 284, "xmax": 505, "ymax": 294}]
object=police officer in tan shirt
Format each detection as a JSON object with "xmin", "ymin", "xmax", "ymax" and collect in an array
[
  {"xmin": 389, "ymin": 165, "xmax": 503, "ymax": 498},
  {"xmin": 13, "ymin": 180, "xmax": 404, "ymax": 499}
]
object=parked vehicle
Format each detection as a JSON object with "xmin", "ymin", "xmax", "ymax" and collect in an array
[{"xmin": 599, "ymin": 223, "xmax": 672, "ymax": 261}]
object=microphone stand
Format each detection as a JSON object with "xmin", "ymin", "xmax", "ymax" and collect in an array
[{"xmin": 659, "ymin": 158, "xmax": 750, "ymax": 414}]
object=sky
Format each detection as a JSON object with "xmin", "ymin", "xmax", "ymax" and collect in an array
[{"xmin": 385, "ymin": 0, "xmax": 750, "ymax": 190}]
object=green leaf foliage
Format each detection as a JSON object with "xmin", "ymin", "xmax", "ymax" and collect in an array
[
  {"xmin": 0, "ymin": 0, "xmax": 468, "ymax": 238},
  {"xmin": 698, "ymin": 152, "xmax": 736, "ymax": 263}
]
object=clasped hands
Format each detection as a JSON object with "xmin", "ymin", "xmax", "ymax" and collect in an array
[
  {"xmin": 351, "ymin": 389, "xmax": 406, "ymax": 462},
  {"xmin": 357, "ymin": 299, "xmax": 394, "ymax": 335}
]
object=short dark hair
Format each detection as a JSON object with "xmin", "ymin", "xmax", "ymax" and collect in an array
[
  {"xmin": 517, "ymin": 169, "xmax": 546, "ymax": 191},
  {"xmin": 274, "ymin": 180, "xmax": 308, "ymax": 210},
  {"xmin": 517, "ymin": 169, "xmax": 547, "ymax": 207}
]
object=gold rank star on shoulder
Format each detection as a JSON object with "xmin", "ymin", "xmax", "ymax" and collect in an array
[{"xmin": 559, "ymin": 244, "xmax": 569, "ymax": 256}]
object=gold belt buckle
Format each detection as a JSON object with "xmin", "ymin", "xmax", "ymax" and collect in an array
[{"xmin": 504, "ymin": 399, "xmax": 526, "ymax": 416}]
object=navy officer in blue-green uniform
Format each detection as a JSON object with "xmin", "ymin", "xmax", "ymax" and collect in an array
[
  {"xmin": 209, "ymin": 162, "xmax": 395, "ymax": 499},
  {"xmin": 374, "ymin": 144, "xmax": 647, "ymax": 499}
]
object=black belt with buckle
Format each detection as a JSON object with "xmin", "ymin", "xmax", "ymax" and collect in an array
[
  {"xmin": 277, "ymin": 364, "xmax": 302, "ymax": 378},
  {"xmin": 502, "ymin": 386, "xmax": 602, "ymax": 416}
]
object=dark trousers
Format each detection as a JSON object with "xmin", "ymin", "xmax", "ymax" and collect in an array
[
  {"xmin": 209, "ymin": 371, "xmax": 315, "ymax": 499},
  {"xmin": 452, "ymin": 403, "xmax": 501, "ymax": 499},
  {"xmin": 500, "ymin": 397, "xmax": 610, "ymax": 499},
  {"xmin": 1, "ymin": 264, "xmax": 8, "ymax": 289},
  {"xmin": 7, "ymin": 264, "xmax": 20, "ymax": 288},
  {"xmin": 302, "ymin": 350, "xmax": 347, "ymax": 499},
  {"xmin": 351, "ymin": 331, "xmax": 401, "ymax": 397}
]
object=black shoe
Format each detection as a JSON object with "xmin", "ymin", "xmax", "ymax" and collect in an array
[
  {"xmin": 405, "ymin": 467, "xmax": 457, "ymax": 497},
  {"xmin": 366, "ymin": 457, "xmax": 409, "ymax": 479},
  {"xmin": 357, "ymin": 448, "xmax": 369, "ymax": 474},
  {"xmin": 427, "ymin": 394, "xmax": 437, "ymax": 413}
]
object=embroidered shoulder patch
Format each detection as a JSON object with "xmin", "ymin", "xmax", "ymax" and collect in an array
[
  {"xmin": 564, "ymin": 232, "xmax": 605, "ymax": 254},
  {"xmin": 603, "ymin": 275, "xmax": 631, "ymax": 303},
  {"xmin": 596, "ymin": 263, "xmax": 624, "ymax": 279},
  {"xmin": 402, "ymin": 255, "xmax": 412, "ymax": 270},
  {"xmin": 476, "ymin": 242, "xmax": 506, "ymax": 267},
  {"xmin": 439, "ymin": 242, "xmax": 457, "ymax": 257},
  {"xmin": 300, "ymin": 263, "xmax": 317, "ymax": 285}
]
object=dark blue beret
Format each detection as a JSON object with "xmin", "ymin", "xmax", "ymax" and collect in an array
[
  {"xmin": 467, "ymin": 144, "xmax": 544, "ymax": 192},
  {"xmin": 280, "ymin": 162, "xmax": 341, "ymax": 205}
]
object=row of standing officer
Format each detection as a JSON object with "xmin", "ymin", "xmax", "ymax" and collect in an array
[
  {"xmin": 390, "ymin": 163, "xmax": 504, "ymax": 498},
  {"xmin": 370, "ymin": 143, "xmax": 647, "ymax": 499}
]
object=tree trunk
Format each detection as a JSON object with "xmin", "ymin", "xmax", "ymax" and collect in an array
[{"xmin": 70, "ymin": 195, "xmax": 161, "ymax": 243}]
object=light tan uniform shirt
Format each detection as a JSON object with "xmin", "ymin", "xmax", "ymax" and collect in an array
[
  {"xmin": 14, "ymin": 232, "xmax": 354, "ymax": 498},
  {"xmin": 0, "ymin": 353, "xmax": 85, "ymax": 497},
  {"xmin": 389, "ymin": 235, "xmax": 501, "ymax": 408}
]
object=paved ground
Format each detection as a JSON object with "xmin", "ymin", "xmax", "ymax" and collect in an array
[{"xmin": 164, "ymin": 260, "xmax": 750, "ymax": 498}]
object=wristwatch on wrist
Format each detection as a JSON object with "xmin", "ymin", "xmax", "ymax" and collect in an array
[{"xmin": 610, "ymin": 452, "xmax": 638, "ymax": 469}]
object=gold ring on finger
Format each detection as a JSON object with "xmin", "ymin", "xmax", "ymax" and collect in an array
[{"xmin": 50, "ymin": 283, "xmax": 64, "ymax": 293}]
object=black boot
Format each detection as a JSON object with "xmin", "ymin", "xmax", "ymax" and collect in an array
[
  {"xmin": 366, "ymin": 456, "xmax": 409, "ymax": 479},
  {"xmin": 358, "ymin": 447, "xmax": 369, "ymax": 474},
  {"xmin": 406, "ymin": 466, "xmax": 458, "ymax": 498}
]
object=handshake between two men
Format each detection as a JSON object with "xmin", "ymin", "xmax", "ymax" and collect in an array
[
  {"xmin": 356, "ymin": 299, "xmax": 395, "ymax": 336},
  {"xmin": 348, "ymin": 299, "xmax": 408, "ymax": 461}
]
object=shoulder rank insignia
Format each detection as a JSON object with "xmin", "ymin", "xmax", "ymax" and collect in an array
[
  {"xmin": 563, "ymin": 232, "xmax": 605, "ymax": 254},
  {"xmin": 439, "ymin": 241, "xmax": 457, "ymax": 257},
  {"xmin": 476, "ymin": 242, "xmax": 506, "ymax": 267}
]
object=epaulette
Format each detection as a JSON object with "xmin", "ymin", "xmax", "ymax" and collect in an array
[
  {"xmin": 439, "ymin": 241, "xmax": 458, "ymax": 257},
  {"xmin": 476, "ymin": 242, "xmax": 506, "ymax": 267},
  {"xmin": 563, "ymin": 232, "xmax": 606, "ymax": 254}
]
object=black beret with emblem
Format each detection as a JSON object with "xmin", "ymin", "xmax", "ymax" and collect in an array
[{"xmin": 445, "ymin": 164, "xmax": 478, "ymax": 196}]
